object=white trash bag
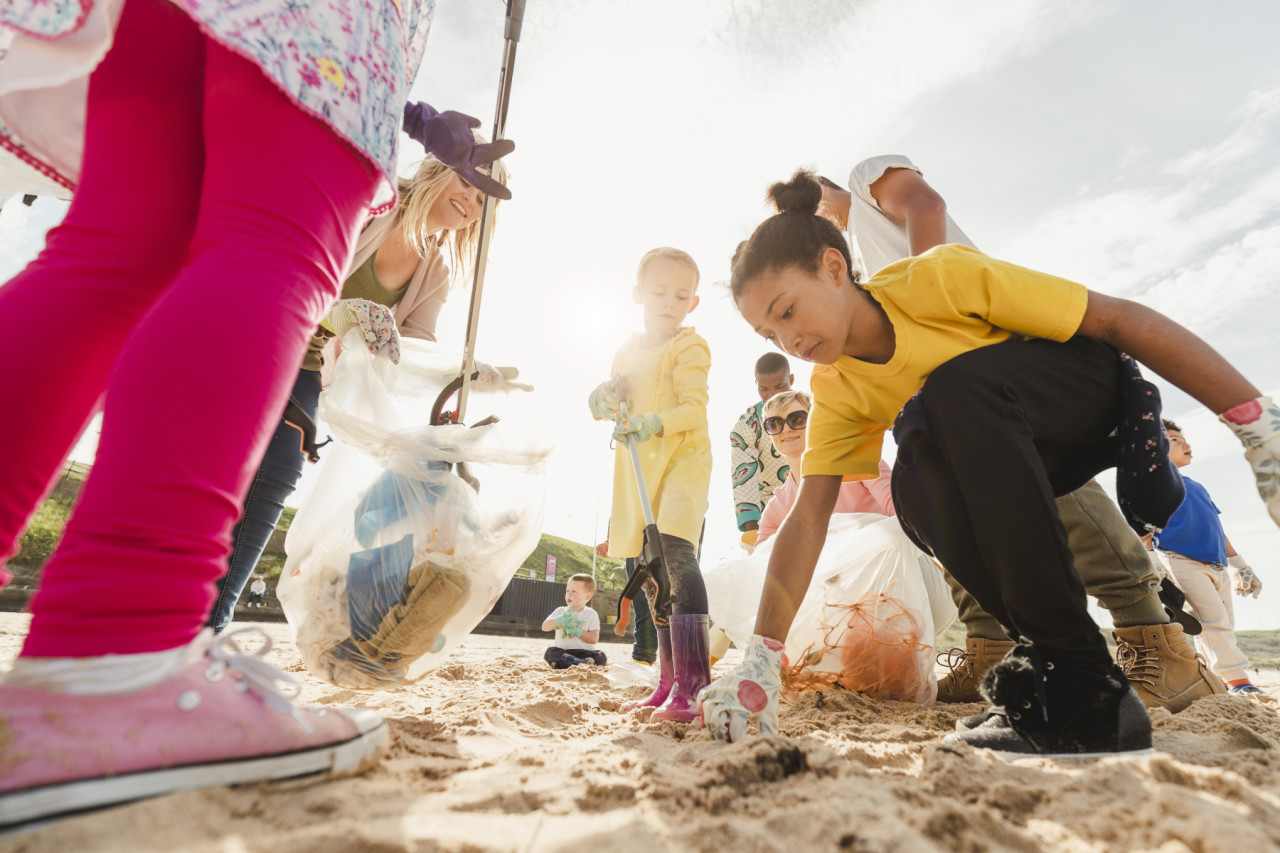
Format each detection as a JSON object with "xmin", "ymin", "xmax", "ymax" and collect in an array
[
  {"xmin": 277, "ymin": 331, "xmax": 550, "ymax": 689},
  {"xmin": 705, "ymin": 513, "xmax": 956, "ymax": 705}
]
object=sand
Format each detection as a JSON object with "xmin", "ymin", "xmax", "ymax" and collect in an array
[{"xmin": 4, "ymin": 612, "xmax": 1280, "ymax": 853}]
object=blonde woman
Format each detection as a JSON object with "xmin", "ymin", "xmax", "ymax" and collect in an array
[{"xmin": 211, "ymin": 151, "xmax": 506, "ymax": 631}]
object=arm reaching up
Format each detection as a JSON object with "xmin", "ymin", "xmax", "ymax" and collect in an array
[
  {"xmin": 1076, "ymin": 291, "xmax": 1280, "ymax": 525},
  {"xmin": 868, "ymin": 167, "xmax": 949, "ymax": 256}
]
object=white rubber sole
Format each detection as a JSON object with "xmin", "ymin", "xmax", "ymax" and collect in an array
[
  {"xmin": 0, "ymin": 719, "xmax": 387, "ymax": 831},
  {"xmin": 990, "ymin": 745, "xmax": 1155, "ymax": 762}
]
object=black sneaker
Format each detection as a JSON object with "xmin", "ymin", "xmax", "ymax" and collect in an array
[{"xmin": 943, "ymin": 643, "xmax": 1153, "ymax": 758}]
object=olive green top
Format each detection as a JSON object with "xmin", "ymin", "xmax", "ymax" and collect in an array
[{"xmin": 303, "ymin": 251, "xmax": 408, "ymax": 371}]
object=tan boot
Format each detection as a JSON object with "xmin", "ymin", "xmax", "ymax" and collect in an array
[
  {"xmin": 936, "ymin": 637, "xmax": 1016, "ymax": 703},
  {"xmin": 1113, "ymin": 623, "xmax": 1226, "ymax": 713}
]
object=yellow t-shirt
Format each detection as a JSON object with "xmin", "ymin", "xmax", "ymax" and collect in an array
[
  {"xmin": 606, "ymin": 328, "xmax": 712, "ymax": 558},
  {"xmin": 803, "ymin": 244, "xmax": 1089, "ymax": 478}
]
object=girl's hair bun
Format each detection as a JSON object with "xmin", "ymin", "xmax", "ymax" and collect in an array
[{"xmin": 767, "ymin": 169, "xmax": 823, "ymax": 216}]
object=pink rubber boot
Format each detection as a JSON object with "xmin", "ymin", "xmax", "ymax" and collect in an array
[
  {"xmin": 0, "ymin": 630, "xmax": 387, "ymax": 829},
  {"xmin": 622, "ymin": 625, "xmax": 673, "ymax": 711},
  {"xmin": 651, "ymin": 614, "xmax": 711, "ymax": 723}
]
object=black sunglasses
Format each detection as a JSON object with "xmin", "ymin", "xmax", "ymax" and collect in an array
[{"xmin": 763, "ymin": 410, "xmax": 808, "ymax": 435}]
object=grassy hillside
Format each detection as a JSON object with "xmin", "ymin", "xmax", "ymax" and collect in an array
[
  {"xmin": 8, "ymin": 472, "xmax": 626, "ymax": 593},
  {"xmin": 13, "ymin": 465, "xmax": 1280, "ymax": 667},
  {"xmin": 517, "ymin": 532, "xmax": 627, "ymax": 591}
]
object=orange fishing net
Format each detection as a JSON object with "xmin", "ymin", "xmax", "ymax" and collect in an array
[{"xmin": 780, "ymin": 587, "xmax": 930, "ymax": 703}]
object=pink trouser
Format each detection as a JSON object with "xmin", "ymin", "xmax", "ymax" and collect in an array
[{"xmin": 0, "ymin": 0, "xmax": 378, "ymax": 656}]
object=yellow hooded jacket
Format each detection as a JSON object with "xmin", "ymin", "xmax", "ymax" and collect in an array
[{"xmin": 607, "ymin": 327, "xmax": 712, "ymax": 558}]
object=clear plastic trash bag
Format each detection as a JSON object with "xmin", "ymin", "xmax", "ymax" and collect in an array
[
  {"xmin": 277, "ymin": 331, "xmax": 550, "ymax": 689},
  {"xmin": 705, "ymin": 513, "xmax": 956, "ymax": 705}
]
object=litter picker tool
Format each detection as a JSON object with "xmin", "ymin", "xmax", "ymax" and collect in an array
[
  {"xmin": 613, "ymin": 402, "xmax": 673, "ymax": 634},
  {"xmin": 454, "ymin": 0, "xmax": 525, "ymax": 425}
]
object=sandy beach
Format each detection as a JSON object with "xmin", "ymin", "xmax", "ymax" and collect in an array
[{"xmin": 4, "ymin": 611, "xmax": 1280, "ymax": 852}]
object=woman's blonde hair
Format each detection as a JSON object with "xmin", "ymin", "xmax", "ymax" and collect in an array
[
  {"xmin": 763, "ymin": 389, "xmax": 812, "ymax": 418},
  {"xmin": 636, "ymin": 247, "xmax": 700, "ymax": 288},
  {"xmin": 395, "ymin": 133, "xmax": 508, "ymax": 283}
]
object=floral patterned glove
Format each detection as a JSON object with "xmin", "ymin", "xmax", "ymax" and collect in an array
[
  {"xmin": 328, "ymin": 298, "xmax": 400, "ymax": 364},
  {"xmin": 1229, "ymin": 555, "xmax": 1262, "ymax": 599},
  {"xmin": 612, "ymin": 413, "xmax": 663, "ymax": 444},
  {"xmin": 588, "ymin": 375, "xmax": 627, "ymax": 421},
  {"xmin": 556, "ymin": 609, "xmax": 586, "ymax": 638},
  {"xmin": 697, "ymin": 634, "xmax": 783, "ymax": 742},
  {"xmin": 1219, "ymin": 395, "xmax": 1280, "ymax": 527}
]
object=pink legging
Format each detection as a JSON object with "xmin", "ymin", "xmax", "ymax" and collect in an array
[{"xmin": 0, "ymin": 0, "xmax": 379, "ymax": 656}]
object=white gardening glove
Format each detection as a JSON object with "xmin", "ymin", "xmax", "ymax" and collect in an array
[
  {"xmin": 1219, "ymin": 395, "xmax": 1280, "ymax": 527},
  {"xmin": 473, "ymin": 360, "xmax": 502, "ymax": 382},
  {"xmin": 327, "ymin": 298, "xmax": 400, "ymax": 364},
  {"xmin": 1229, "ymin": 555, "xmax": 1262, "ymax": 599},
  {"xmin": 697, "ymin": 634, "xmax": 783, "ymax": 742}
]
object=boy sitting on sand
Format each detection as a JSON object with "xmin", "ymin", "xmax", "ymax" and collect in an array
[{"xmin": 542, "ymin": 574, "xmax": 607, "ymax": 669}]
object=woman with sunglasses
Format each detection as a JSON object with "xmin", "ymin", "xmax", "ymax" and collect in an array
[{"xmin": 756, "ymin": 390, "xmax": 893, "ymax": 544}]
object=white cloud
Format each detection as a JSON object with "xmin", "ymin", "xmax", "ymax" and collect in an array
[{"xmin": 997, "ymin": 80, "xmax": 1280, "ymax": 306}]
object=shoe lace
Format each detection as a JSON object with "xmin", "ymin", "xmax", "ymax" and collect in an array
[
  {"xmin": 1114, "ymin": 638, "xmax": 1159, "ymax": 687},
  {"xmin": 937, "ymin": 647, "xmax": 974, "ymax": 682},
  {"xmin": 208, "ymin": 629, "xmax": 314, "ymax": 732}
]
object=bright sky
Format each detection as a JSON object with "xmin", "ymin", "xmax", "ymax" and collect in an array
[{"xmin": 2, "ymin": 0, "xmax": 1279, "ymax": 627}]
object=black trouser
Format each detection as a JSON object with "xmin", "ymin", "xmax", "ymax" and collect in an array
[
  {"xmin": 641, "ymin": 533, "xmax": 708, "ymax": 616},
  {"xmin": 624, "ymin": 557, "xmax": 658, "ymax": 662},
  {"xmin": 891, "ymin": 337, "xmax": 1123, "ymax": 674},
  {"xmin": 545, "ymin": 646, "xmax": 608, "ymax": 669}
]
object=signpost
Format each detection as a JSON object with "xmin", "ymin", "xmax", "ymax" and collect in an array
[{"xmin": 545, "ymin": 554, "xmax": 557, "ymax": 582}]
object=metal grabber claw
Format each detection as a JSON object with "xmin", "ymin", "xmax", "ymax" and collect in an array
[{"xmin": 612, "ymin": 403, "xmax": 672, "ymax": 633}]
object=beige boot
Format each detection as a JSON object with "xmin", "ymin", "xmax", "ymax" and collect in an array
[
  {"xmin": 1114, "ymin": 623, "xmax": 1226, "ymax": 713},
  {"xmin": 936, "ymin": 637, "xmax": 1016, "ymax": 703}
]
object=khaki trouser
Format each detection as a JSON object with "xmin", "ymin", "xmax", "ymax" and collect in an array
[
  {"xmin": 947, "ymin": 479, "xmax": 1166, "ymax": 640},
  {"xmin": 1163, "ymin": 551, "xmax": 1250, "ymax": 682}
]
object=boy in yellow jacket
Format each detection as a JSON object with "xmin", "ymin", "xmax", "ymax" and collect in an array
[{"xmin": 589, "ymin": 247, "xmax": 712, "ymax": 722}]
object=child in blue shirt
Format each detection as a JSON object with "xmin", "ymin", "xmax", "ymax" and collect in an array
[{"xmin": 1157, "ymin": 420, "xmax": 1264, "ymax": 694}]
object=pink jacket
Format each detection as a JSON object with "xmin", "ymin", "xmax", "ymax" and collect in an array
[{"xmin": 757, "ymin": 460, "xmax": 895, "ymax": 545}]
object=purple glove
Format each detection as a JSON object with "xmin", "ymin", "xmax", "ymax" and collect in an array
[{"xmin": 402, "ymin": 102, "xmax": 514, "ymax": 200}]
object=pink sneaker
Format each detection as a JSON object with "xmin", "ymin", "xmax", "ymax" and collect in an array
[{"xmin": 0, "ymin": 630, "xmax": 387, "ymax": 829}]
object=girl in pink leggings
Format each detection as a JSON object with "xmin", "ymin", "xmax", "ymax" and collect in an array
[{"xmin": 0, "ymin": 0, "xmax": 507, "ymax": 828}]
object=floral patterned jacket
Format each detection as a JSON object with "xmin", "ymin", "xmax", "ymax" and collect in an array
[{"xmin": 0, "ymin": 0, "xmax": 434, "ymax": 208}]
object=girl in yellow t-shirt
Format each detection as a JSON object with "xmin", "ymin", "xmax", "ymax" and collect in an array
[{"xmin": 699, "ymin": 171, "xmax": 1280, "ymax": 758}]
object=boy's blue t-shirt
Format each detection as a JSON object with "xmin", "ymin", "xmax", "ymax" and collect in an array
[{"xmin": 1157, "ymin": 475, "xmax": 1227, "ymax": 565}]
